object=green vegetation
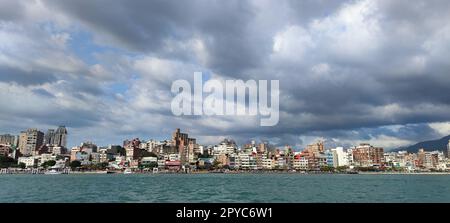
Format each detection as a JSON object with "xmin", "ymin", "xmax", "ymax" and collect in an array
[
  {"xmin": 69, "ymin": 160, "xmax": 82, "ymax": 170},
  {"xmin": 18, "ymin": 162, "xmax": 26, "ymax": 169},
  {"xmin": 41, "ymin": 160, "xmax": 56, "ymax": 168},
  {"xmin": 0, "ymin": 156, "xmax": 17, "ymax": 168},
  {"xmin": 139, "ymin": 162, "xmax": 158, "ymax": 170},
  {"xmin": 320, "ymin": 166, "xmax": 335, "ymax": 172},
  {"xmin": 198, "ymin": 154, "xmax": 213, "ymax": 158}
]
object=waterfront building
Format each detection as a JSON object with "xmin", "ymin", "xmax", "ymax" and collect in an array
[
  {"xmin": 165, "ymin": 160, "xmax": 181, "ymax": 171},
  {"xmin": 123, "ymin": 138, "xmax": 141, "ymax": 162},
  {"xmin": 416, "ymin": 149, "xmax": 445, "ymax": 170},
  {"xmin": 18, "ymin": 129, "xmax": 44, "ymax": 156},
  {"xmin": 331, "ymin": 147, "xmax": 349, "ymax": 167},
  {"xmin": 141, "ymin": 157, "xmax": 158, "ymax": 166},
  {"xmin": 325, "ymin": 150, "xmax": 334, "ymax": 167},
  {"xmin": 18, "ymin": 156, "xmax": 38, "ymax": 168},
  {"xmin": 39, "ymin": 154, "xmax": 56, "ymax": 166},
  {"xmin": 228, "ymin": 154, "xmax": 238, "ymax": 169},
  {"xmin": 275, "ymin": 157, "xmax": 287, "ymax": 169},
  {"xmin": 293, "ymin": 154, "xmax": 308, "ymax": 170},
  {"xmin": 350, "ymin": 143, "xmax": 384, "ymax": 167},
  {"xmin": 157, "ymin": 159, "xmax": 166, "ymax": 169},
  {"xmin": 236, "ymin": 153, "xmax": 257, "ymax": 170},
  {"xmin": 261, "ymin": 158, "xmax": 273, "ymax": 169}
]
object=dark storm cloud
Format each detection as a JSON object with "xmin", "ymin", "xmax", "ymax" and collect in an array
[
  {"xmin": 2, "ymin": 0, "xmax": 450, "ymax": 148},
  {"xmin": 0, "ymin": 1, "xmax": 25, "ymax": 21},
  {"xmin": 0, "ymin": 66, "xmax": 57, "ymax": 85},
  {"xmin": 46, "ymin": 0, "xmax": 264, "ymax": 76}
]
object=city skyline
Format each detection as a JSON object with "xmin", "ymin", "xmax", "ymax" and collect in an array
[
  {"xmin": 1, "ymin": 0, "xmax": 450, "ymax": 150},
  {"xmin": 2, "ymin": 127, "xmax": 450, "ymax": 172}
]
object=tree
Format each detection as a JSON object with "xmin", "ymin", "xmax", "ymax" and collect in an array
[
  {"xmin": 70, "ymin": 160, "xmax": 82, "ymax": 170},
  {"xmin": 97, "ymin": 162, "xmax": 109, "ymax": 170},
  {"xmin": 198, "ymin": 153, "xmax": 213, "ymax": 158},
  {"xmin": 0, "ymin": 156, "xmax": 16, "ymax": 168},
  {"xmin": 41, "ymin": 160, "xmax": 56, "ymax": 168},
  {"xmin": 18, "ymin": 162, "xmax": 26, "ymax": 169},
  {"xmin": 139, "ymin": 162, "xmax": 158, "ymax": 170},
  {"xmin": 212, "ymin": 160, "xmax": 221, "ymax": 169}
]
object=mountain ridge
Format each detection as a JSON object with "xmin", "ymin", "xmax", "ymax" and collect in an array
[{"xmin": 392, "ymin": 135, "xmax": 450, "ymax": 153}]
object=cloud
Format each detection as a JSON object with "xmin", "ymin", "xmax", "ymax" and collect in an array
[{"xmin": 1, "ymin": 0, "xmax": 450, "ymax": 149}]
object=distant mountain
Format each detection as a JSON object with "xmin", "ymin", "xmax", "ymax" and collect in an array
[{"xmin": 392, "ymin": 135, "xmax": 450, "ymax": 153}]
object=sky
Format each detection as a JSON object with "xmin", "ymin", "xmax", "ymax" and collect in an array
[{"xmin": 1, "ymin": 0, "xmax": 450, "ymax": 150}]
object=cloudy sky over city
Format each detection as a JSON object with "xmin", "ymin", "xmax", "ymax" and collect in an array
[{"xmin": 1, "ymin": 0, "xmax": 450, "ymax": 149}]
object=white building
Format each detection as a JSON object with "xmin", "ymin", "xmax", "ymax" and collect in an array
[
  {"xmin": 331, "ymin": 147, "xmax": 349, "ymax": 167},
  {"xmin": 142, "ymin": 157, "xmax": 158, "ymax": 165},
  {"xmin": 261, "ymin": 158, "xmax": 273, "ymax": 169},
  {"xmin": 40, "ymin": 154, "xmax": 56, "ymax": 165},
  {"xmin": 236, "ymin": 153, "xmax": 257, "ymax": 170},
  {"xmin": 167, "ymin": 153, "xmax": 180, "ymax": 161},
  {"xmin": 293, "ymin": 157, "xmax": 308, "ymax": 170},
  {"xmin": 213, "ymin": 143, "xmax": 236, "ymax": 156},
  {"xmin": 18, "ymin": 156, "xmax": 38, "ymax": 168}
]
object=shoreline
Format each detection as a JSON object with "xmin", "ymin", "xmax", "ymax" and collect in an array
[{"xmin": 2, "ymin": 170, "xmax": 450, "ymax": 175}]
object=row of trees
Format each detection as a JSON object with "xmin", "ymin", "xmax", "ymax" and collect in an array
[{"xmin": 0, "ymin": 156, "xmax": 25, "ymax": 169}]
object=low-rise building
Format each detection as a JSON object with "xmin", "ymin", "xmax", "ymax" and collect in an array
[{"xmin": 18, "ymin": 156, "xmax": 38, "ymax": 168}]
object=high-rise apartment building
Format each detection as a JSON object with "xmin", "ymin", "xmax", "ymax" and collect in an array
[
  {"xmin": 18, "ymin": 128, "xmax": 44, "ymax": 156},
  {"xmin": 44, "ymin": 129, "xmax": 55, "ymax": 145},
  {"xmin": 43, "ymin": 126, "xmax": 67, "ymax": 148},
  {"xmin": 0, "ymin": 134, "xmax": 17, "ymax": 146},
  {"xmin": 351, "ymin": 143, "xmax": 384, "ymax": 167},
  {"xmin": 306, "ymin": 141, "xmax": 324, "ymax": 154},
  {"xmin": 54, "ymin": 126, "xmax": 68, "ymax": 148},
  {"xmin": 172, "ymin": 128, "xmax": 196, "ymax": 163}
]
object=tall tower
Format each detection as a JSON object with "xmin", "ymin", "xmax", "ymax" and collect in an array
[
  {"xmin": 18, "ymin": 129, "xmax": 44, "ymax": 156},
  {"xmin": 44, "ymin": 129, "xmax": 55, "ymax": 145},
  {"xmin": 54, "ymin": 126, "xmax": 68, "ymax": 148}
]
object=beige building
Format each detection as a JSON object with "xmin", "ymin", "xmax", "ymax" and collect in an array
[{"xmin": 18, "ymin": 129, "xmax": 44, "ymax": 156}]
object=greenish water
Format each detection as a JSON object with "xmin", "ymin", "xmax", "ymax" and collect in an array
[{"xmin": 1, "ymin": 174, "xmax": 450, "ymax": 203}]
